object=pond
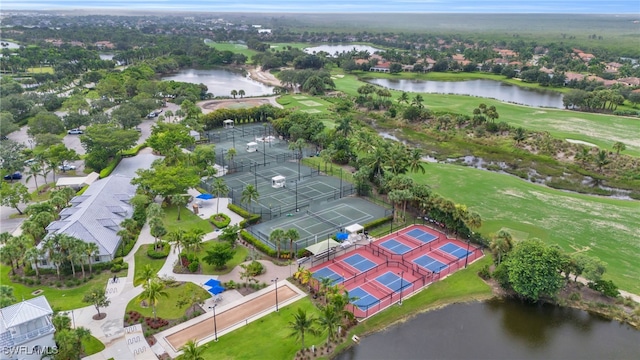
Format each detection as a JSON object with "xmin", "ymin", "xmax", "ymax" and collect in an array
[
  {"xmin": 367, "ymin": 78, "xmax": 564, "ymax": 108},
  {"xmin": 335, "ymin": 298, "xmax": 639, "ymax": 360},
  {"xmin": 304, "ymin": 44, "xmax": 382, "ymax": 57},
  {"xmin": 0, "ymin": 40, "xmax": 20, "ymax": 49},
  {"xmin": 160, "ymin": 68, "xmax": 274, "ymax": 98}
]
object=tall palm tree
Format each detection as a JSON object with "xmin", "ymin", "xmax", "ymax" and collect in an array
[
  {"xmin": 178, "ymin": 339, "xmax": 204, "ymax": 360},
  {"xmin": 288, "ymin": 308, "xmax": 319, "ymax": 350},
  {"xmin": 318, "ymin": 277, "xmax": 335, "ymax": 304},
  {"xmin": 490, "ymin": 230, "xmax": 513, "ymax": 265},
  {"xmin": 241, "ymin": 184, "xmax": 260, "ymax": 211},
  {"xmin": 135, "ymin": 264, "xmax": 157, "ymax": 286},
  {"xmin": 230, "ymin": 89, "xmax": 238, "ymax": 99},
  {"xmin": 167, "ymin": 230, "xmax": 186, "ymax": 254},
  {"xmin": 594, "ymin": 149, "xmax": 611, "ymax": 173},
  {"xmin": 318, "ymin": 304, "xmax": 340, "ymax": 344},
  {"xmin": 211, "ymin": 178, "xmax": 229, "ymax": 214},
  {"xmin": 612, "ymin": 141, "xmax": 626, "ymax": 155},
  {"xmin": 24, "ymin": 162, "xmax": 42, "ymax": 192},
  {"xmin": 84, "ymin": 242, "xmax": 100, "ymax": 274},
  {"xmin": 335, "ymin": 116, "xmax": 353, "ymax": 137},
  {"xmin": 270, "ymin": 228, "xmax": 286, "ymax": 259},
  {"xmin": 170, "ymin": 194, "xmax": 189, "ymax": 221},
  {"xmin": 411, "ymin": 94, "xmax": 424, "ymax": 109},
  {"xmin": 184, "ymin": 228, "xmax": 205, "ymax": 254},
  {"xmin": 138, "ymin": 278, "xmax": 169, "ymax": 320},
  {"xmin": 23, "ymin": 247, "xmax": 42, "ymax": 278},
  {"xmin": 329, "ymin": 289, "xmax": 357, "ymax": 325},
  {"xmin": 407, "ymin": 148, "xmax": 426, "ymax": 174},
  {"xmin": 238, "ymin": 89, "xmax": 245, "ymax": 98},
  {"xmin": 285, "ymin": 228, "xmax": 300, "ymax": 259}
]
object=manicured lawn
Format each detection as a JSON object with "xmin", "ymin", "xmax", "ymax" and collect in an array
[
  {"xmin": 126, "ymin": 282, "xmax": 211, "ymax": 319},
  {"xmin": 133, "ymin": 244, "xmax": 168, "ymax": 286},
  {"xmin": 0, "ymin": 267, "xmax": 127, "ymax": 310},
  {"xmin": 204, "ymin": 41, "xmax": 258, "ymax": 62},
  {"xmin": 277, "ymin": 94, "xmax": 333, "ymax": 115},
  {"xmin": 27, "ymin": 66, "xmax": 54, "ymax": 74},
  {"xmin": 82, "ymin": 335, "xmax": 105, "ymax": 356},
  {"xmin": 162, "ymin": 205, "xmax": 214, "ymax": 234},
  {"xmin": 199, "ymin": 297, "xmax": 325, "ymax": 360},
  {"xmin": 198, "ymin": 241, "xmax": 249, "ymax": 275},
  {"xmin": 333, "ymin": 73, "xmax": 640, "ymax": 156},
  {"xmin": 411, "ymin": 163, "xmax": 640, "ymax": 293}
]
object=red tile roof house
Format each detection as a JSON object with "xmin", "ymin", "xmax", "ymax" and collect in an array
[
  {"xmin": 94, "ymin": 41, "xmax": 115, "ymax": 50},
  {"xmin": 618, "ymin": 77, "xmax": 640, "ymax": 86},
  {"xmin": 370, "ymin": 61, "xmax": 391, "ymax": 72}
]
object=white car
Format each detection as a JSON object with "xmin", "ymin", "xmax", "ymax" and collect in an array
[
  {"xmin": 68, "ymin": 128, "xmax": 83, "ymax": 135},
  {"xmin": 58, "ymin": 164, "xmax": 77, "ymax": 171}
]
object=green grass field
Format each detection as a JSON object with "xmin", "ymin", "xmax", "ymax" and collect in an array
[
  {"xmin": 126, "ymin": 282, "xmax": 211, "ymax": 319},
  {"xmin": 162, "ymin": 205, "xmax": 214, "ymax": 234},
  {"xmin": 0, "ymin": 267, "xmax": 127, "ymax": 310},
  {"xmin": 82, "ymin": 335, "xmax": 105, "ymax": 356},
  {"xmin": 277, "ymin": 94, "xmax": 333, "ymax": 115},
  {"xmin": 411, "ymin": 163, "xmax": 640, "ymax": 293},
  {"xmin": 27, "ymin": 67, "xmax": 54, "ymax": 74},
  {"xmin": 133, "ymin": 244, "xmax": 167, "ymax": 286},
  {"xmin": 204, "ymin": 41, "xmax": 258, "ymax": 62},
  {"xmin": 199, "ymin": 297, "xmax": 325, "ymax": 360},
  {"xmin": 332, "ymin": 73, "xmax": 640, "ymax": 156}
]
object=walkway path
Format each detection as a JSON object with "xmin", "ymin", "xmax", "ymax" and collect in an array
[{"xmin": 80, "ymin": 188, "xmax": 298, "ymax": 359}]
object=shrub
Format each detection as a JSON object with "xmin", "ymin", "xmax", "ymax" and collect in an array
[
  {"xmin": 76, "ymin": 185, "xmax": 89, "ymax": 195},
  {"xmin": 244, "ymin": 260, "xmax": 265, "ymax": 276},
  {"xmin": 478, "ymin": 265, "xmax": 491, "ymax": 279},
  {"xmin": 210, "ymin": 213, "xmax": 231, "ymax": 228},
  {"xmin": 147, "ymin": 242, "xmax": 170, "ymax": 259},
  {"xmin": 240, "ymin": 230, "xmax": 276, "ymax": 257},
  {"xmin": 188, "ymin": 261, "xmax": 200, "ymax": 273},
  {"xmin": 362, "ymin": 215, "xmax": 393, "ymax": 230},
  {"xmin": 228, "ymin": 203, "xmax": 250, "ymax": 218},
  {"xmin": 588, "ymin": 279, "xmax": 620, "ymax": 298},
  {"xmin": 99, "ymin": 156, "xmax": 121, "ymax": 178},
  {"xmin": 111, "ymin": 264, "xmax": 122, "ymax": 273},
  {"xmin": 569, "ymin": 292, "xmax": 581, "ymax": 301},
  {"xmin": 112, "ymin": 257, "xmax": 124, "ymax": 265}
]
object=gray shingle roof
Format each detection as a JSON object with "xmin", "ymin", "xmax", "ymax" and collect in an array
[{"xmin": 45, "ymin": 174, "xmax": 136, "ymax": 257}]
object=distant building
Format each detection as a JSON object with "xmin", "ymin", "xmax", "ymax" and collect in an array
[
  {"xmin": 370, "ymin": 61, "xmax": 391, "ymax": 72},
  {"xmin": 0, "ymin": 296, "xmax": 56, "ymax": 360}
]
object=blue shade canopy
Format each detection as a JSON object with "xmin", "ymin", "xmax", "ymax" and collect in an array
[
  {"xmin": 196, "ymin": 193, "xmax": 214, "ymax": 200},
  {"xmin": 204, "ymin": 278, "xmax": 220, "ymax": 287},
  {"xmin": 208, "ymin": 285, "xmax": 226, "ymax": 295},
  {"xmin": 336, "ymin": 232, "xmax": 349, "ymax": 241}
]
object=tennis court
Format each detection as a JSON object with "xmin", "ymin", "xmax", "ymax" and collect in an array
[
  {"xmin": 379, "ymin": 239, "xmax": 413, "ymax": 255},
  {"xmin": 406, "ymin": 228, "xmax": 438, "ymax": 243},
  {"xmin": 312, "ymin": 267, "xmax": 344, "ymax": 285},
  {"xmin": 350, "ymin": 287, "xmax": 380, "ymax": 310},
  {"xmin": 375, "ymin": 272, "xmax": 412, "ymax": 293},
  {"xmin": 439, "ymin": 243, "xmax": 472, "ymax": 259},
  {"xmin": 413, "ymin": 255, "xmax": 448, "ymax": 273},
  {"xmin": 343, "ymin": 253, "xmax": 377, "ymax": 272}
]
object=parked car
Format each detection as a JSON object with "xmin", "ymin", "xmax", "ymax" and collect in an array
[
  {"xmin": 147, "ymin": 112, "xmax": 157, "ymax": 119},
  {"xmin": 24, "ymin": 158, "xmax": 36, "ymax": 166},
  {"xmin": 3, "ymin": 172, "xmax": 22, "ymax": 180},
  {"xmin": 68, "ymin": 128, "xmax": 83, "ymax": 134},
  {"xmin": 58, "ymin": 164, "xmax": 77, "ymax": 171}
]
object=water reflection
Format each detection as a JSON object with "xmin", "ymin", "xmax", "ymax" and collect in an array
[
  {"xmin": 335, "ymin": 299, "xmax": 639, "ymax": 360},
  {"xmin": 160, "ymin": 68, "xmax": 273, "ymax": 97},
  {"xmin": 367, "ymin": 78, "xmax": 564, "ymax": 108}
]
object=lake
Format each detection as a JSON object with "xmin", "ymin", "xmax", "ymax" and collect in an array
[
  {"xmin": 160, "ymin": 68, "xmax": 273, "ymax": 97},
  {"xmin": 367, "ymin": 78, "xmax": 564, "ymax": 108},
  {"xmin": 304, "ymin": 44, "xmax": 382, "ymax": 57},
  {"xmin": 335, "ymin": 299, "xmax": 639, "ymax": 360}
]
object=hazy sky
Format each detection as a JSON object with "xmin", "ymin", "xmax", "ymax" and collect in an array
[{"xmin": 1, "ymin": 0, "xmax": 638, "ymax": 14}]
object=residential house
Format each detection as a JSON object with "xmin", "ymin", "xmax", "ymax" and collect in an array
[
  {"xmin": 41, "ymin": 174, "xmax": 136, "ymax": 266},
  {"xmin": 370, "ymin": 61, "xmax": 391, "ymax": 72},
  {"xmin": 618, "ymin": 77, "xmax": 640, "ymax": 86},
  {"xmin": 0, "ymin": 296, "xmax": 56, "ymax": 360},
  {"xmin": 94, "ymin": 41, "xmax": 115, "ymax": 50}
]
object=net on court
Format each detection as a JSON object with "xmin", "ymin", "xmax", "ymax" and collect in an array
[
  {"xmin": 375, "ymin": 272, "xmax": 412, "ymax": 293},
  {"xmin": 405, "ymin": 228, "xmax": 438, "ymax": 243},
  {"xmin": 439, "ymin": 243, "xmax": 472, "ymax": 259},
  {"xmin": 413, "ymin": 255, "xmax": 447, "ymax": 273},
  {"xmin": 379, "ymin": 239, "xmax": 413, "ymax": 255},
  {"xmin": 312, "ymin": 267, "xmax": 344, "ymax": 286},
  {"xmin": 350, "ymin": 287, "xmax": 380, "ymax": 311},
  {"xmin": 307, "ymin": 209, "xmax": 341, "ymax": 228},
  {"xmin": 343, "ymin": 254, "xmax": 377, "ymax": 272}
]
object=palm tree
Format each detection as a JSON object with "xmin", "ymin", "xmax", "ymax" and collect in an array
[
  {"xmin": 84, "ymin": 242, "xmax": 99, "ymax": 274},
  {"xmin": 490, "ymin": 230, "xmax": 513, "ymax": 265},
  {"xmin": 407, "ymin": 148, "xmax": 426, "ymax": 174},
  {"xmin": 25, "ymin": 162, "xmax": 42, "ymax": 192},
  {"xmin": 211, "ymin": 178, "xmax": 229, "ymax": 214},
  {"xmin": 318, "ymin": 277, "xmax": 334, "ymax": 304},
  {"xmin": 411, "ymin": 94, "xmax": 424, "ymax": 109},
  {"xmin": 238, "ymin": 89, "xmax": 245, "ymax": 98},
  {"xmin": 513, "ymin": 127, "xmax": 526, "ymax": 144},
  {"xmin": 594, "ymin": 149, "xmax": 611, "ymax": 173},
  {"xmin": 225, "ymin": 148, "xmax": 237, "ymax": 169},
  {"xmin": 23, "ymin": 247, "xmax": 41, "ymax": 278},
  {"xmin": 397, "ymin": 91, "xmax": 409, "ymax": 104},
  {"xmin": 184, "ymin": 228, "xmax": 206, "ymax": 254},
  {"xmin": 241, "ymin": 184, "xmax": 260, "ymax": 210},
  {"xmin": 231, "ymin": 89, "xmax": 238, "ymax": 99},
  {"xmin": 574, "ymin": 146, "xmax": 592, "ymax": 166},
  {"xmin": 170, "ymin": 194, "xmax": 189, "ymax": 221},
  {"xmin": 149, "ymin": 216, "xmax": 166, "ymax": 249},
  {"xmin": 329, "ymin": 289, "xmax": 357, "ymax": 325},
  {"xmin": 167, "ymin": 230, "xmax": 186, "ymax": 254},
  {"xmin": 136, "ymin": 264, "xmax": 157, "ymax": 286},
  {"xmin": 139, "ymin": 278, "xmax": 169, "ymax": 320},
  {"xmin": 285, "ymin": 228, "xmax": 300, "ymax": 259},
  {"xmin": 270, "ymin": 228, "xmax": 286, "ymax": 259},
  {"xmin": 318, "ymin": 304, "xmax": 340, "ymax": 345},
  {"xmin": 288, "ymin": 308, "xmax": 319, "ymax": 350},
  {"xmin": 178, "ymin": 339, "xmax": 204, "ymax": 360},
  {"xmin": 612, "ymin": 141, "xmax": 626, "ymax": 155},
  {"xmin": 335, "ymin": 116, "xmax": 353, "ymax": 137}
]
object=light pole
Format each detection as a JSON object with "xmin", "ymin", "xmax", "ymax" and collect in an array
[
  {"xmin": 208, "ymin": 305, "xmax": 218, "ymax": 342},
  {"xmin": 295, "ymin": 180, "xmax": 298, "ymax": 212},
  {"xmin": 398, "ymin": 271, "xmax": 404, "ymax": 305},
  {"xmin": 464, "ymin": 236, "xmax": 472, "ymax": 269},
  {"xmin": 271, "ymin": 278, "xmax": 279, "ymax": 312}
]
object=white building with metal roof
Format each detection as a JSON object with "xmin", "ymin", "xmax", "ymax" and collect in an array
[{"xmin": 0, "ymin": 296, "xmax": 56, "ymax": 360}]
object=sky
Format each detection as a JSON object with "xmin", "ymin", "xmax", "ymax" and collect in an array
[{"xmin": 0, "ymin": 0, "xmax": 639, "ymax": 14}]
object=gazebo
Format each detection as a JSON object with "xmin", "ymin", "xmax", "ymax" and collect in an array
[
  {"xmin": 223, "ymin": 119, "xmax": 234, "ymax": 129},
  {"xmin": 246, "ymin": 142, "xmax": 258, "ymax": 152},
  {"xmin": 305, "ymin": 239, "xmax": 340, "ymax": 260},
  {"xmin": 345, "ymin": 223, "xmax": 365, "ymax": 242},
  {"xmin": 272, "ymin": 175, "xmax": 286, "ymax": 188}
]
